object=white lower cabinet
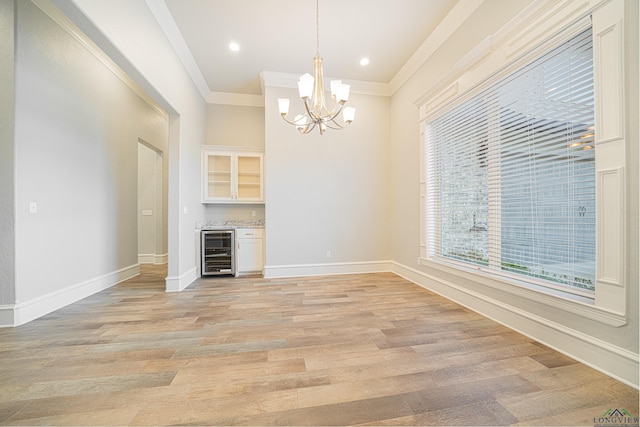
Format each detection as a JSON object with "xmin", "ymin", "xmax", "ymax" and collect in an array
[{"xmin": 236, "ymin": 228, "xmax": 264, "ymax": 275}]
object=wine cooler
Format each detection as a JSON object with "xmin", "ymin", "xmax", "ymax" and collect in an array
[{"xmin": 201, "ymin": 230, "xmax": 236, "ymax": 276}]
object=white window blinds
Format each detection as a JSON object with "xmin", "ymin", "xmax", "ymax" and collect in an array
[{"xmin": 426, "ymin": 27, "xmax": 595, "ymax": 295}]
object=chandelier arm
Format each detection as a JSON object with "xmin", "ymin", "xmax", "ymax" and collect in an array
[
  {"xmin": 319, "ymin": 101, "xmax": 344, "ymax": 123},
  {"xmin": 301, "ymin": 121, "xmax": 317, "ymax": 134},
  {"xmin": 280, "ymin": 97, "xmax": 317, "ymax": 125},
  {"xmin": 323, "ymin": 117, "xmax": 349, "ymax": 130},
  {"xmin": 280, "ymin": 114, "xmax": 304, "ymax": 126},
  {"xmin": 280, "ymin": 112, "xmax": 319, "ymax": 134},
  {"xmin": 302, "ymin": 97, "xmax": 317, "ymax": 121}
]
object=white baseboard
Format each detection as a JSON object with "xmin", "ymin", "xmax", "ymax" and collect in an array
[
  {"xmin": 263, "ymin": 260, "xmax": 392, "ymax": 278},
  {"xmin": 0, "ymin": 264, "xmax": 140, "ymax": 327},
  {"xmin": 0, "ymin": 306, "xmax": 15, "ymax": 327},
  {"xmin": 165, "ymin": 266, "xmax": 197, "ymax": 292},
  {"xmin": 154, "ymin": 253, "xmax": 168, "ymax": 265},
  {"xmin": 391, "ymin": 262, "xmax": 639, "ymax": 389},
  {"xmin": 138, "ymin": 253, "xmax": 168, "ymax": 265}
]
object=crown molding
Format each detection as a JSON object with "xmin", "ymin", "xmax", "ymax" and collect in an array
[
  {"xmin": 206, "ymin": 92, "xmax": 264, "ymax": 107},
  {"xmin": 414, "ymin": 0, "xmax": 595, "ymax": 110},
  {"xmin": 389, "ymin": 0, "xmax": 485, "ymax": 94},
  {"xmin": 145, "ymin": 0, "xmax": 209, "ymax": 101},
  {"xmin": 145, "ymin": 0, "xmax": 499, "ymax": 102},
  {"xmin": 259, "ymin": 71, "xmax": 391, "ymax": 97}
]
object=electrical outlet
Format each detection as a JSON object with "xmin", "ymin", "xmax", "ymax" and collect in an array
[
  {"xmin": 326, "ymin": 251, "xmax": 331, "ymax": 258},
  {"xmin": 29, "ymin": 202, "xmax": 37, "ymax": 214},
  {"xmin": 251, "ymin": 210, "xmax": 256, "ymax": 217}
]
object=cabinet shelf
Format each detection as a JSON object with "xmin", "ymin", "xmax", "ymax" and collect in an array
[{"xmin": 202, "ymin": 149, "xmax": 264, "ymax": 203}]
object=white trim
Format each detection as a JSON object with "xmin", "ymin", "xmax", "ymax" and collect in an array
[
  {"xmin": 597, "ymin": 167, "xmax": 625, "ymax": 287},
  {"xmin": 143, "ymin": 0, "xmax": 482, "ymax": 99},
  {"xmin": 414, "ymin": 0, "xmax": 600, "ymax": 109},
  {"xmin": 201, "ymin": 145, "xmax": 264, "ymax": 154},
  {"xmin": 138, "ymin": 253, "xmax": 168, "ymax": 265},
  {"xmin": 594, "ymin": 18, "xmax": 625, "ymax": 143},
  {"xmin": 503, "ymin": 0, "xmax": 590, "ymax": 60},
  {"xmin": 165, "ymin": 266, "xmax": 197, "ymax": 292},
  {"xmin": 392, "ymin": 262, "xmax": 639, "ymax": 389},
  {"xmin": 0, "ymin": 306, "xmax": 15, "ymax": 328},
  {"xmin": 145, "ymin": 0, "xmax": 209, "ymax": 100},
  {"xmin": 390, "ymin": 0, "xmax": 485, "ymax": 94},
  {"xmin": 259, "ymin": 71, "xmax": 391, "ymax": 98},
  {"xmin": 0, "ymin": 264, "xmax": 140, "ymax": 327},
  {"xmin": 419, "ymin": 258, "xmax": 626, "ymax": 327},
  {"xmin": 263, "ymin": 260, "xmax": 393, "ymax": 279},
  {"xmin": 138, "ymin": 254, "xmax": 156, "ymax": 265},
  {"xmin": 206, "ymin": 91, "xmax": 264, "ymax": 107}
]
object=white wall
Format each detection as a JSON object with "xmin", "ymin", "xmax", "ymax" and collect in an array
[
  {"xmin": 389, "ymin": 0, "xmax": 639, "ymax": 387},
  {"xmin": 263, "ymin": 83, "xmax": 391, "ymax": 276},
  {"xmin": 10, "ymin": 0, "xmax": 169, "ymax": 319}
]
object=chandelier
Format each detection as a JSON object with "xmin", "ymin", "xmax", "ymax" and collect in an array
[{"xmin": 277, "ymin": 0, "xmax": 356, "ymax": 135}]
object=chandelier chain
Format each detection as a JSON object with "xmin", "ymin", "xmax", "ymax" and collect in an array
[
  {"xmin": 315, "ymin": 0, "xmax": 320, "ymax": 55},
  {"xmin": 276, "ymin": 0, "xmax": 355, "ymax": 134}
]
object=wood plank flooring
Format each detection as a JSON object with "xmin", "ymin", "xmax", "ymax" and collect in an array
[{"xmin": 0, "ymin": 265, "xmax": 637, "ymax": 426}]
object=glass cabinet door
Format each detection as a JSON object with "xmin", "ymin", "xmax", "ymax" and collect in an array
[
  {"xmin": 205, "ymin": 153, "xmax": 233, "ymax": 200},
  {"xmin": 236, "ymin": 154, "xmax": 263, "ymax": 201},
  {"xmin": 202, "ymin": 150, "xmax": 264, "ymax": 203}
]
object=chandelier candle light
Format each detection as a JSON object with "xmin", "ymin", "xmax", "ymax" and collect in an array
[{"xmin": 278, "ymin": 0, "xmax": 356, "ymax": 135}]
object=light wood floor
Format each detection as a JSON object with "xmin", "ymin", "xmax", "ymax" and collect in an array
[{"xmin": 0, "ymin": 265, "xmax": 637, "ymax": 426}]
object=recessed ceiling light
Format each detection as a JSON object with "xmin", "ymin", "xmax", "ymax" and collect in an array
[
  {"xmin": 360, "ymin": 58, "xmax": 370, "ymax": 66},
  {"xmin": 229, "ymin": 42, "xmax": 240, "ymax": 52}
]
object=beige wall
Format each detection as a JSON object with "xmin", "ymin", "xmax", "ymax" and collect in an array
[
  {"xmin": 203, "ymin": 104, "xmax": 266, "ymax": 222},
  {"xmin": 206, "ymin": 104, "xmax": 264, "ymax": 149},
  {"xmin": 263, "ymin": 85, "xmax": 391, "ymax": 270},
  {"xmin": 66, "ymin": 0, "xmax": 208, "ymax": 288}
]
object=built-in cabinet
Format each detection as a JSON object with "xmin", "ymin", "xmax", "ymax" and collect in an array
[
  {"xmin": 202, "ymin": 148, "xmax": 264, "ymax": 203},
  {"xmin": 236, "ymin": 228, "xmax": 264, "ymax": 275}
]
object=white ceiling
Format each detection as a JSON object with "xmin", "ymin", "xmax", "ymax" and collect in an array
[{"xmin": 163, "ymin": 0, "xmax": 458, "ymax": 96}]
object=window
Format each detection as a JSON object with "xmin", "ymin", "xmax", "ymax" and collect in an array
[{"xmin": 425, "ymin": 27, "xmax": 595, "ymax": 297}]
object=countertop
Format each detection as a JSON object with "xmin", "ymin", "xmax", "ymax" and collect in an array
[{"xmin": 196, "ymin": 220, "xmax": 265, "ymax": 230}]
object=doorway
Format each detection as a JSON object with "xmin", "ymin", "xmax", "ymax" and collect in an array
[{"xmin": 137, "ymin": 140, "xmax": 167, "ymax": 265}]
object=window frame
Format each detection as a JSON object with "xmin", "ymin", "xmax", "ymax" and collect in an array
[
  {"xmin": 425, "ymin": 25, "xmax": 597, "ymax": 300},
  {"xmin": 416, "ymin": 1, "xmax": 628, "ymax": 327}
]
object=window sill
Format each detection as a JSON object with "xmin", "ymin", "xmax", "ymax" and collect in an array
[{"xmin": 418, "ymin": 257, "xmax": 627, "ymax": 327}]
